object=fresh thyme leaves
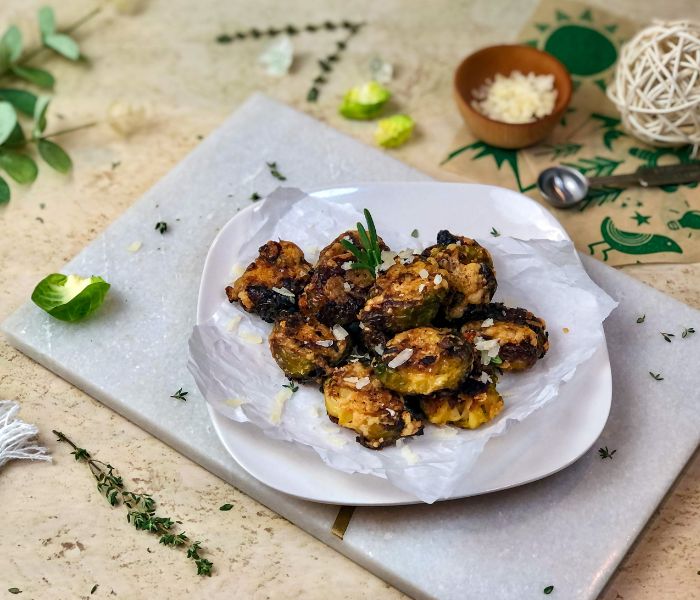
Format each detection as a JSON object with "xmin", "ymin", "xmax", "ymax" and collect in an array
[
  {"xmin": 219, "ymin": 503, "xmax": 234, "ymax": 511},
  {"xmin": 650, "ymin": 372, "xmax": 663, "ymax": 381},
  {"xmin": 636, "ymin": 315, "xmax": 645, "ymax": 323},
  {"xmin": 171, "ymin": 388, "xmax": 188, "ymax": 401},
  {"xmin": 250, "ymin": 192, "xmax": 262, "ymax": 201},
  {"xmin": 660, "ymin": 332, "xmax": 675, "ymax": 343},
  {"xmin": 340, "ymin": 208, "xmax": 382, "ymax": 277},
  {"xmin": 683, "ymin": 327, "xmax": 695, "ymax": 338},
  {"xmin": 8, "ymin": 589, "xmax": 21, "ymax": 595},
  {"xmin": 36, "ymin": 216, "xmax": 44, "ymax": 223},
  {"xmin": 490, "ymin": 227, "xmax": 500, "ymax": 237},
  {"xmin": 543, "ymin": 586, "xmax": 554, "ymax": 595},
  {"xmin": 411, "ymin": 229, "xmax": 419, "ymax": 238},
  {"xmin": 283, "ymin": 382, "xmax": 299, "ymax": 393},
  {"xmin": 91, "ymin": 584, "xmax": 98, "ymax": 594},
  {"xmin": 266, "ymin": 161, "xmax": 286, "ymax": 180},
  {"xmin": 599, "ymin": 446, "xmax": 616, "ymax": 459},
  {"xmin": 54, "ymin": 430, "xmax": 213, "ymax": 576},
  {"xmin": 111, "ymin": 161, "xmax": 120, "ymax": 169},
  {"xmin": 155, "ymin": 222, "xmax": 167, "ymax": 234}
]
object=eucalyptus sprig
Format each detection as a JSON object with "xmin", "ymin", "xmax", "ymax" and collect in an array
[
  {"xmin": 53, "ymin": 430, "xmax": 213, "ymax": 577},
  {"xmin": 341, "ymin": 208, "xmax": 383, "ymax": 277}
]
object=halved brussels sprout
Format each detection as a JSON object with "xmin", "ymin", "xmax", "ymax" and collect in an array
[
  {"xmin": 339, "ymin": 81, "xmax": 391, "ymax": 120},
  {"xmin": 423, "ymin": 230, "xmax": 497, "ymax": 320},
  {"xmin": 324, "ymin": 361, "xmax": 422, "ymax": 449},
  {"xmin": 374, "ymin": 114, "xmax": 414, "ymax": 147},
  {"xmin": 269, "ymin": 313, "xmax": 351, "ymax": 381},
  {"xmin": 419, "ymin": 377, "xmax": 503, "ymax": 429},
  {"xmin": 31, "ymin": 273, "xmax": 111, "ymax": 322},
  {"xmin": 226, "ymin": 240, "xmax": 312, "ymax": 323},
  {"xmin": 299, "ymin": 230, "xmax": 389, "ymax": 326},
  {"xmin": 359, "ymin": 257, "xmax": 449, "ymax": 347},
  {"xmin": 460, "ymin": 303, "xmax": 549, "ymax": 371},
  {"xmin": 376, "ymin": 327, "xmax": 472, "ymax": 395}
]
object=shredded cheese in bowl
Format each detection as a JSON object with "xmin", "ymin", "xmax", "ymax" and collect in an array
[{"xmin": 471, "ymin": 70, "xmax": 557, "ymax": 124}]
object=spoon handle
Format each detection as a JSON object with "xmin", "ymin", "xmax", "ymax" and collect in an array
[{"xmin": 588, "ymin": 162, "xmax": 700, "ymax": 188}]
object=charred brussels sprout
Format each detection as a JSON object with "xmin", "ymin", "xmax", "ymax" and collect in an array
[
  {"xmin": 226, "ymin": 240, "xmax": 312, "ymax": 322},
  {"xmin": 423, "ymin": 230, "xmax": 496, "ymax": 320},
  {"xmin": 324, "ymin": 361, "xmax": 422, "ymax": 449},
  {"xmin": 359, "ymin": 257, "xmax": 449, "ymax": 347},
  {"xmin": 460, "ymin": 303, "xmax": 549, "ymax": 371},
  {"xmin": 376, "ymin": 327, "xmax": 472, "ymax": 395},
  {"xmin": 419, "ymin": 377, "xmax": 503, "ymax": 429},
  {"xmin": 269, "ymin": 314, "xmax": 350, "ymax": 381},
  {"xmin": 299, "ymin": 230, "xmax": 389, "ymax": 326}
]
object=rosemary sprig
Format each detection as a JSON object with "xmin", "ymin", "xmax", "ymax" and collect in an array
[
  {"xmin": 53, "ymin": 430, "xmax": 213, "ymax": 576},
  {"xmin": 490, "ymin": 227, "xmax": 500, "ymax": 237},
  {"xmin": 341, "ymin": 208, "xmax": 383, "ymax": 277}
]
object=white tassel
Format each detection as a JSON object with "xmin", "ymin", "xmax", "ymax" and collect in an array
[{"xmin": 0, "ymin": 401, "xmax": 51, "ymax": 469}]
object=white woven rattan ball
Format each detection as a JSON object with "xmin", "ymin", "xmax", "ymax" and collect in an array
[{"xmin": 607, "ymin": 21, "xmax": 700, "ymax": 149}]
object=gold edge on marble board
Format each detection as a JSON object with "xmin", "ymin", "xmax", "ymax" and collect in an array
[{"xmin": 331, "ymin": 506, "xmax": 356, "ymax": 540}]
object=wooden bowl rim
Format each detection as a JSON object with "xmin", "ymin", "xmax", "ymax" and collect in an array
[{"xmin": 454, "ymin": 44, "xmax": 573, "ymax": 129}]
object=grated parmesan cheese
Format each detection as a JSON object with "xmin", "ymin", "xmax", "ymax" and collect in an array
[
  {"xmin": 270, "ymin": 387, "xmax": 293, "ymax": 423},
  {"xmin": 343, "ymin": 282, "xmax": 352, "ymax": 292},
  {"xmin": 272, "ymin": 286, "xmax": 295, "ymax": 298},
  {"xmin": 418, "ymin": 269, "xmax": 429, "ymax": 279},
  {"xmin": 229, "ymin": 263, "xmax": 245, "ymax": 278},
  {"xmin": 316, "ymin": 339, "xmax": 334, "ymax": 347},
  {"xmin": 225, "ymin": 315, "xmax": 242, "ymax": 332},
  {"xmin": 223, "ymin": 398, "xmax": 249, "ymax": 407},
  {"xmin": 432, "ymin": 426, "xmax": 458, "ymax": 438},
  {"xmin": 418, "ymin": 283, "xmax": 426, "ymax": 293},
  {"xmin": 388, "ymin": 348, "xmax": 413, "ymax": 368},
  {"xmin": 238, "ymin": 331, "xmax": 262, "ymax": 344},
  {"xmin": 341, "ymin": 261, "xmax": 352, "ymax": 271},
  {"xmin": 332, "ymin": 324, "xmax": 349, "ymax": 340},
  {"xmin": 329, "ymin": 437, "xmax": 347, "ymax": 447},
  {"xmin": 434, "ymin": 274, "xmax": 443, "ymax": 285},
  {"xmin": 482, "ymin": 318, "xmax": 494, "ymax": 327},
  {"xmin": 355, "ymin": 377, "xmax": 370, "ymax": 390},
  {"xmin": 305, "ymin": 245, "xmax": 318, "ymax": 255},
  {"xmin": 126, "ymin": 241, "xmax": 142, "ymax": 252},
  {"xmin": 471, "ymin": 70, "xmax": 557, "ymax": 124},
  {"xmin": 321, "ymin": 423, "xmax": 341, "ymax": 434}
]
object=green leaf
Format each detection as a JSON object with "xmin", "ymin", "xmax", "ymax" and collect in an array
[
  {"xmin": 8, "ymin": 589, "xmax": 22, "ymax": 595},
  {"xmin": 3, "ymin": 122, "xmax": 25, "ymax": 148},
  {"xmin": 0, "ymin": 102, "xmax": 17, "ymax": 146},
  {"xmin": 0, "ymin": 89, "xmax": 37, "ymax": 116},
  {"xmin": 219, "ymin": 503, "xmax": 233, "ymax": 511},
  {"xmin": 0, "ymin": 25, "xmax": 23, "ymax": 63},
  {"xmin": 31, "ymin": 273, "xmax": 111, "ymax": 321},
  {"xmin": 0, "ymin": 175, "xmax": 9, "ymax": 204},
  {"xmin": 33, "ymin": 95, "xmax": 51, "ymax": 135},
  {"xmin": 11, "ymin": 65, "xmax": 54, "ymax": 88},
  {"xmin": 44, "ymin": 34, "xmax": 79, "ymax": 60},
  {"xmin": 544, "ymin": 585, "xmax": 554, "ymax": 595},
  {"xmin": 38, "ymin": 139, "xmax": 71, "ymax": 173},
  {"xmin": 0, "ymin": 151, "xmax": 38, "ymax": 184},
  {"xmin": 38, "ymin": 6, "xmax": 56, "ymax": 38}
]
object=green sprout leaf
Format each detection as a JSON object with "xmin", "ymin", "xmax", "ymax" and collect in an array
[
  {"xmin": 339, "ymin": 81, "xmax": 390, "ymax": 120},
  {"xmin": 0, "ymin": 89, "xmax": 38, "ymax": 117},
  {"xmin": 374, "ymin": 115, "xmax": 414, "ymax": 148},
  {"xmin": 38, "ymin": 6, "xmax": 56, "ymax": 38},
  {"xmin": 0, "ymin": 151, "xmax": 38, "ymax": 184},
  {"xmin": 0, "ymin": 101, "xmax": 18, "ymax": 147},
  {"xmin": 33, "ymin": 94, "xmax": 51, "ymax": 135},
  {"xmin": 38, "ymin": 139, "xmax": 72, "ymax": 173},
  {"xmin": 44, "ymin": 34, "xmax": 79, "ymax": 60},
  {"xmin": 11, "ymin": 66, "xmax": 55, "ymax": 88},
  {"xmin": 219, "ymin": 503, "xmax": 234, "ymax": 511},
  {"xmin": 0, "ymin": 25, "xmax": 23, "ymax": 64},
  {"xmin": 0, "ymin": 175, "xmax": 9, "ymax": 204},
  {"xmin": 636, "ymin": 315, "xmax": 645, "ymax": 323},
  {"xmin": 31, "ymin": 273, "xmax": 111, "ymax": 322}
]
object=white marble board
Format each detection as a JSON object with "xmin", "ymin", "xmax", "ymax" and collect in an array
[{"xmin": 4, "ymin": 94, "xmax": 700, "ymax": 600}]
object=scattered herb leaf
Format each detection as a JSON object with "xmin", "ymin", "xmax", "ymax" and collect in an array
[
  {"xmin": 111, "ymin": 161, "xmax": 120, "ymax": 169},
  {"xmin": 91, "ymin": 584, "xmax": 98, "ymax": 594},
  {"xmin": 490, "ymin": 227, "xmax": 500, "ymax": 237},
  {"xmin": 411, "ymin": 229, "xmax": 418, "ymax": 238},
  {"xmin": 40, "ymin": 203, "xmax": 45, "ymax": 209},
  {"xmin": 543, "ymin": 586, "xmax": 553, "ymax": 595},
  {"xmin": 650, "ymin": 372, "xmax": 663, "ymax": 381},
  {"xmin": 636, "ymin": 315, "xmax": 645, "ymax": 323},
  {"xmin": 660, "ymin": 332, "xmax": 675, "ymax": 343},
  {"xmin": 341, "ymin": 208, "xmax": 382, "ymax": 277},
  {"xmin": 155, "ymin": 222, "xmax": 167, "ymax": 234},
  {"xmin": 683, "ymin": 327, "xmax": 695, "ymax": 338},
  {"xmin": 250, "ymin": 192, "xmax": 261, "ymax": 201},
  {"xmin": 490, "ymin": 356, "xmax": 503, "ymax": 365},
  {"xmin": 283, "ymin": 382, "xmax": 299, "ymax": 393},
  {"xmin": 266, "ymin": 161, "xmax": 286, "ymax": 180},
  {"xmin": 8, "ymin": 589, "xmax": 21, "ymax": 595},
  {"xmin": 219, "ymin": 503, "xmax": 234, "ymax": 511},
  {"xmin": 36, "ymin": 216, "xmax": 43, "ymax": 223},
  {"xmin": 171, "ymin": 388, "xmax": 188, "ymax": 401},
  {"xmin": 599, "ymin": 446, "xmax": 616, "ymax": 459}
]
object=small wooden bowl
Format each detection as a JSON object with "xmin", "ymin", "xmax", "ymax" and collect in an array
[{"xmin": 454, "ymin": 45, "xmax": 572, "ymax": 149}]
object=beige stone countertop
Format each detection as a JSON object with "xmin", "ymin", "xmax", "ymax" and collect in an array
[{"xmin": 2, "ymin": 0, "xmax": 700, "ymax": 598}]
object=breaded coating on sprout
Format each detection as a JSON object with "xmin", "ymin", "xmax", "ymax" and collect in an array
[
  {"xmin": 324, "ymin": 361, "xmax": 423, "ymax": 449},
  {"xmin": 226, "ymin": 240, "xmax": 312, "ymax": 322},
  {"xmin": 418, "ymin": 377, "xmax": 503, "ymax": 429},
  {"xmin": 269, "ymin": 313, "xmax": 351, "ymax": 382},
  {"xmin": 376, "ymin": 327, "xmax": 472, "ymax": 395}
]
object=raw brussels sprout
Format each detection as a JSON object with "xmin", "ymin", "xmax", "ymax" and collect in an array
[
  {"xmin": 299, "ymin": 230, "xmax": 389, "ymax": 326},
  {"xmin": 324, "ymin": 361, "xmax": 422, "ymax": 449},
  {"xmin": 31, "ymin": 273, "xmax": 111, "ymax": 322},
  {"xmin": 419, "ymin": 377, "xmax": 503, "ymax": 429},
  {"xmin": 226, "ymin": 240, "xmax": 312, "ymax": 323},
  {"xmin": 376, "ymin": 327, "xmax": 472, "ymax": 395},
  {"xmin": 374, "ymin": 114, "xmax": 414, "ymax": 148},
  {"xmin": 339, "ymin": 81, "xmax": 391, "ymax": 120},
  {"xmin": 460, "ymin": 303, "xmax": 549, "ymax": 371},
  {"xmin": 359, "ymin": 256, "xmax": 449, "ymax": 347},
  {"xmin": 269, "ymin": 313, "xmax": 351, "ymax": 381}
]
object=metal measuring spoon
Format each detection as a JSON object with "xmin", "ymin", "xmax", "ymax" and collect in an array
[{"xmin": 538, "ymin": 162, "xmax": 700, "ymax": 208}]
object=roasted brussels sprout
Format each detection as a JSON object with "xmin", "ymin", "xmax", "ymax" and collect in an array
[
  {"xmin": 269, "ymin": 313, "xmax": 351, "ymax": 381},
  {"xmin": 324, "ymin": 361, "xmax": 423, "ymax": 449},
  {"xmin": 376, "ymin": 327, "xmax": 472, "ymax": 395},
  {"xmin": 299, "ymin": 230, "xmax": 389, "ymax": 326},
  {"xmin": 226, "ymin": 240, "xmax": 312, "ymax": 322},
  {"xmin": 418, "ymin": 377, "xmax": 503, "ymax": 429},
  {"xmin": 359, "ymin": 257, "xmax": 449, "ymax": 347},
  {"xmin": 423, "ymin": 230, "xmax": 497, "ymax": 320},
  {"xmin": 460, "ymin": 303, "xmax": 549, "ymax": 371}
]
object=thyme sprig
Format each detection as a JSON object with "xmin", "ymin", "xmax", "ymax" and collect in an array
[
  {"xmin": 599, "ymin": 446, "xmax": 616, "ymax": 459},
  {"xmin": 341, "ymin": 208, "xmax": 382, "ymax": 277},
  {"xmin": 171, "ymin": 388, "xmax": 188, "ymax": 400},
  {"xmin": 266, "ymin": 161, "xmax": 286, "ymax": 180},
  {"xmin": 53, "ymin": 430, "xmax": 213, "ymax": 576},
  {"xmin": 683, "ymin": 327, "xmax": 695, "ymax": 338},
  {"xmin": 660, "ymin": 332, "xmax": 675, "ymax": 343}
]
